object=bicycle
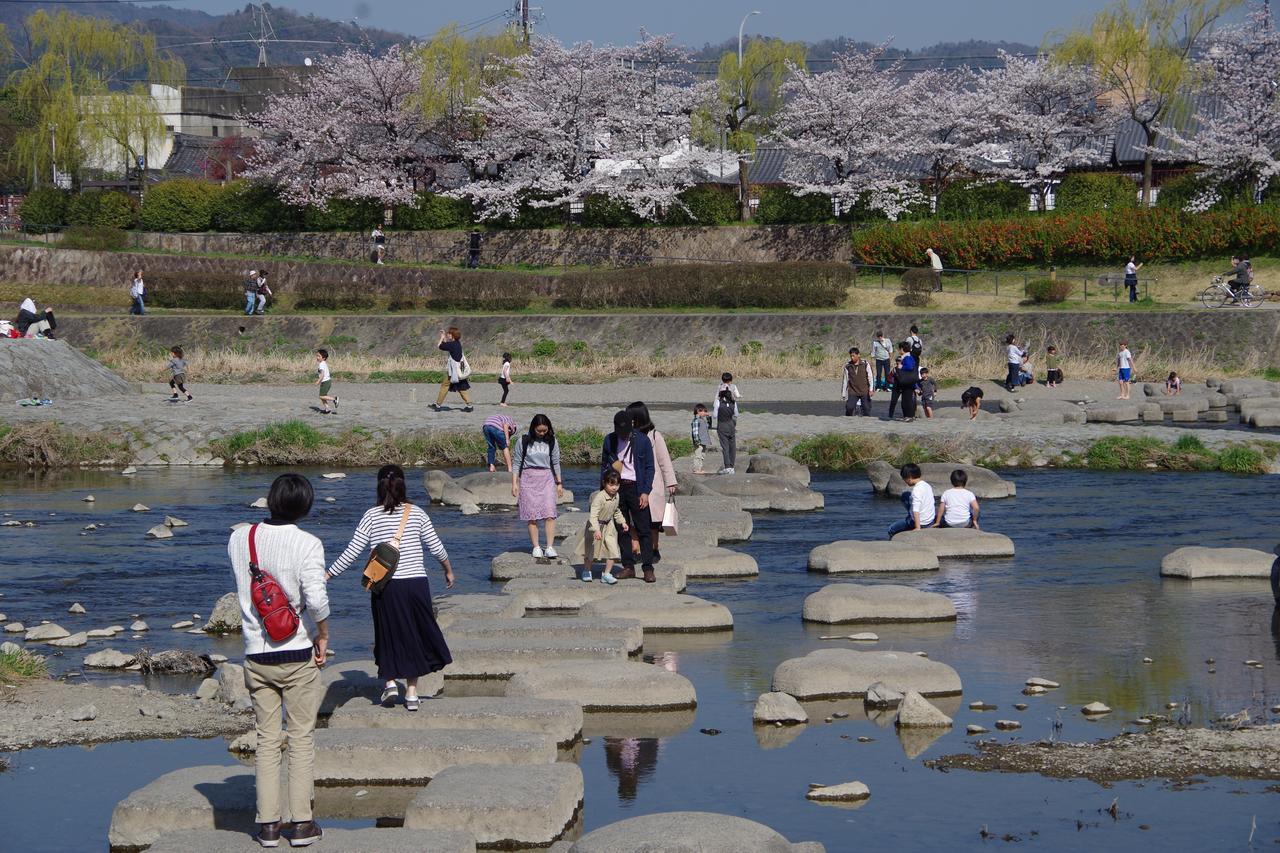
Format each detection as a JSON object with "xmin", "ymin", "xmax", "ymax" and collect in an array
[{"xmin": 1200, "ymin": 275, "xmax": 1267, "ymax": 308}]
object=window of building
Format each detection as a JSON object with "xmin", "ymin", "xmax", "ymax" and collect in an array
[{"xmin": 211, "ymin": 126, "xmax": 219, "ymax": 137}]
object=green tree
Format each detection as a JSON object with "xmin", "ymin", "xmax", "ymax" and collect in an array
[
  {"xmin": 414, "ymin": 25, "xmax": 525, "ymax": 150},
  {"xmin": 1055, "ymin": 0, "xmax": 1241, "ymax": 206},
  {"xmin": 700, "ymin": 37, "xmax": 806, "ymax": 221},
  {"xmin": 5, "ymin": 10, "xmax": 183, "ymax": 186}
]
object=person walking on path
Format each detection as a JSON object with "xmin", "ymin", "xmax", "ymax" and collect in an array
[
  {"xmin": 889, "ymin": 342, "xmax": 920, "ymax": 422},
  {"xmin": 431, "ymin": 326, "xmax": 474, "ymax": 412},
  {"xmin": 129, "ymin": 270, "xmax": 145, "ymax": 316},
  {"xmin": 498, "ymin": 353, "xmax": 514, "ymax": 406},
  {"xmin": 871, "ymin": 331, "xmax": 893, "ymax": 391},
  {"xmin": 467, "ymin": 230, "xmax": 483, "ymax": 268},
  {"xmin": 574, "ymin": 470, "xmax": 628, "ymax": 584},
  {"xmin": 1004, "ymin": 334, "xmax": 1025, "ymax": 392},
  {"xmin": 371, "ymin": 225, "xmax": 386, "ymax": 265},
  {"xmin": 926, "ymin": 248, "xmax": 944, "ymax": 292},
  {"xmin": 327, "ymin": 465, "xmax": 455, "ymax": 712},
  {"xmin": 627, "ymin": 402, "xmax": 677, "ymax": 565},
  {"xmin": 483, "ymin": 413, "xmax": 519, "ymax": 472},
  {"xmin": 1116, "ymin": 341, "xmax": 1135, "ymax": 399},
  {"xmin": 842, "ymin": 347, "xmax": 873, "ymax": 416},
  {"xmin": 690, "ymin": 404, "xmax": 712, "ymax": 474},
  {"xmin": 166, "ymin": 346, "xmax": 192, "ymax": 402},
  {"xmin": 315, "ymin": 349, "xmax": 338, "ymax": 414},
  {"xmin": 255, "ymin": 271, "xmax": 272, "ymax": 315},
  {"xmin": 600, "ymin": 410, "xmax": 657, "ymax": 582},
  {"xmin": 227, "ymin": 473, "xmax": 330, "ymax": 849},
  {"xmin": 512, "ymin": 414, "xmax": 565, "ymax": 559},
  {"xmin": 887, "ymin": 463, "xmax": 935, "ymax": 538},
  {"xmin": 713, "ymin": 388, "xmax": 738, "ymax": 473},
  {"xmin": 243, "ymin": 270, "xmax": 259, "ymax": 316},
  {"xmin": 1125, "ymin": 256, "xmax": 1143, "ymax": 303}
]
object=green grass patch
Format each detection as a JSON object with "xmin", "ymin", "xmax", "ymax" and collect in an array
[
  {"xmin": 0, "ymin": 648, "xmax": 49, "ymax": 681},
  {"xmin": 789, "ymin": 434, "xmax": 948, "ymax": 471},
  {"xmin": 1082, "ymin": 435, "xmax": 1272, "ymax": 473}
]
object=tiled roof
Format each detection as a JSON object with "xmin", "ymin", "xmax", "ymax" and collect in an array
[{"xmin": 162, "ymin": 133, "xmax": 222, "ymax": 178}]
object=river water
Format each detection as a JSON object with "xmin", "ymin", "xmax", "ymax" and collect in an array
[{"xmin": 0, "ymin": 466, "xmax": 1277, "ymax": 851}]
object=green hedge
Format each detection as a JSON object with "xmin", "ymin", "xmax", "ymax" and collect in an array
[
  {"xmin": 18, "ymin": 187, "xmax": 67, "ymax": 233},
  {"xmin": 662, "ymin": 186, "xmax": 738, "ymax": 226},
  {"xmin": 140, "ymin": 179, "xmax": 221, "ymax": 232},
  {"xmin": 1056, "ymin": 173, "xmax": 1137, "ymax": 213},
  {"xmin": 293, "ymin": 279, "xmax": 377, "ymax": 311},
  {"xmin": 1024, "ymin": 277, "xmax": 1074, "ymax": 303},
  {"xmin": 60, "ymin": 226, "xmax": 128, "ymax": 251},
  {"xmin": 303, "ymin": 198, "xmax": 383, "ymax": 231},
  {"xmin": 854, "ymin": 207, "xmax": 1280, "ymax": 268},
  {"xmin": 65, "ymin": 191, "xmax": 140, "ymax": 229},
  {"xmin": 755, "ymin": 187, "xmax": 833, "ymax": 225},
  {"xmin": 936, "ymin": 180, "xmax": 1027, "ymax": 220},
  {"xmin": 144, "ymin": 272, "xmax": 239, "ymax": 309},
  {"xmin": 580, "ymin": 196, "xmax": 644, "ymax": 228},
  {"xmin": 211, "ymin": 181, "xmax": 304, "ymax": 232},
  {"xmin": 392, "ymin": 193, "xmax": 472, "ymax": 230},
  {"xmin": 553, "ymin": 262, "xmax": 850, "ymax": 309}
]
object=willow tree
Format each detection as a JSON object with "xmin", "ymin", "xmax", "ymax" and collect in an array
[
  {"xmin": 701, "ymin": 37, "xmax": 806, "ymax": 220},
  {"xmin": 1055, "ymin": 0, "xmax": 1241, "ymax": 206},
  {"xmin": 415, "ymin": 24, "xmax": 525, "ymax": 150},
  {"xmin": 6, "ymin": 10, "xmax": 184, "ymax": 185}
]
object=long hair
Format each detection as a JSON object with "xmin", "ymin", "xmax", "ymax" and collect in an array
[
  {"xmin": 376, "ymin": 464, "xmax": 407, "ymax": 513},
  {"xmin": 527, "ymin": 413, "xmax": 556, "ymax": 447},
  {"xmin": 626, "ymin": 401, "xmax": 654, "ymax": 434}
]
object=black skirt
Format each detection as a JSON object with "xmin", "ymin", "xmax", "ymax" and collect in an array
[{"xmin": 371, "ymin": 576, "xmax": 452, "ymax": 681}]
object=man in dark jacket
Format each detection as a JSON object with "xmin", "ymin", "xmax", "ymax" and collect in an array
[{"xmin": 600, "ymin": 410, "xmax": 657, "ymax": 582}]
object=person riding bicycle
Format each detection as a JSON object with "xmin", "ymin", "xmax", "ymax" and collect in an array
[{"xmin": 1225, "ymin": 255, "xmax": 1252, "ymax": 302}]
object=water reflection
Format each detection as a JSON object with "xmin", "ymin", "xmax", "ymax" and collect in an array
[{"xmin": 602, "ymin": 737, "xmax": 660, "ymax": 802}]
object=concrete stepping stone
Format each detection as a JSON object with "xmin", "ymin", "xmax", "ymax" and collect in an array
[
  {"xmin": 145, "ymin": 828, "xmax": 476, "ymax": 853},
  {"xmin": 689, "ymin": 474, "xmax": 824, "ymax": 512},
  {"xmin": 490, "ymin": 551, "xmax": 581, "ymax": 581},
  {"xmin": 440, "ymin": 471, "xmax": 575, "ymax": 508},
  {"xmin": 569, "ymin": 811, "xmax": 822, "ymax": 852},
  {"xmin": 746, "ymin": 451, "xmax": 812, "ymax": 485},
  {"xmin": 329, "ymin": 695, "xmax": 583, "ymax": 747},
  {"xmin": 771, "ymin": 649, "xmax": 962, "ymax": 700},
  {"xmin": 443, "ymin": 616, "xmax": 643, "ymax": 654},
  {"xmin": 404, "ymin": 763, "xmax": 583, "ymax": 849},
  {"xmin": 581, "ymin": 592, "xmax": 733, "ymax": 632},
  {"xmin": 320, "ymin": 659, "xmax": 442, "ymax": 716},
  {"xmin": 667, "ymin": 495, "xmax": 744, "ymax": 514},
  {"xmin": 659, "ymin": 544, "xmax": 758, "ymax": 579},
  {"xmin": 505, "ymin": 660, "xmax": 697, "ymax": 711},
  {"xmin": 502, "ymin": 571, "xmax": 687, "ymax": 611},
  {"xmin": 1085, "ymin": 403, "xmax": 1140, "ymax": 423},
  {"xmin": 867, "ymin": 461, "xmax": 1015, "ymax": 499},
  {"xmin": 808, "ymin": 540, "xmax": 939, "ymax": 574},
  {"xmin": 1160, "ymin": 546, "xmax": 1274, "ymax": 579},
  {"xmin": 435, "ymin": 594, "xmax": 526, "ymax": 628},
  {"xmin": 676, "ymin": 507, "xmax": 753, "ymax": 542},
  {"xmin": 443, "ymin": 635, "xmax": 631, "ymax": 679},
  {"xmin": 802, "ymin": 584, "xmax": 956, "ymax": 624},
  {"xmin": 891, "ymin": 528, "xmax": 1015, "ymax": 558},
  {"xmin": 313, "ymin": 728, "xmax": 557, "ymax": 784}
]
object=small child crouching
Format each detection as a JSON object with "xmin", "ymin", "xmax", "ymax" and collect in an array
[
  {"xmin": 1164, "ymin": 371, "xmax": 1182, "ymax": 396},
  {"xmin": 690, "ymin": 404, "xmax": 712, "ymax": 474},
  {"xmin": 575, "ymin": 470, "xmax": 629, "ymax": 584}
]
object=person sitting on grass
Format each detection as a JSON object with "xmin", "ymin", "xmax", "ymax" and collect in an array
[
  {"xmin": 887, "ymin": 463, "xmax": 935, "ymax": 538},
  {"xmin": 936, "ymin": 469, "xmax": 980, "ymax": 529}
]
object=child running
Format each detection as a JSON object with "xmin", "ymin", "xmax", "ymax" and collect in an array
[
  {"xmin": 936, "ymin": 469, "xmax": 980, "ymax": 529},
  {"xmin": 166, "ymin": 346, "xmax": 192, "ymax": 402},
  {"xmin": 575, "ymin": 470, "xmax": 629, "ymax": 584},
  {"xmin": 316, "ymin": 349, "xmax": 338, "ymax": 414},
  {"xmin": 499, "ymin": 353, "xmax": 514, "ymax": 406},
  {"xmin": 1164, "ymin": 371, "xmax": 1182, "ymax": 396},
  {"xmin": 690, "ymin": 404, "xmax": 712, "ymax": 474}
]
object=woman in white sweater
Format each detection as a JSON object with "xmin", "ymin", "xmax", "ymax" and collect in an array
[
  {"xmin": 227, "ymin": 473, "xmax": 329, "ymax": 849},
  {"xmin": 327, "ymin": 464, "xmax": 455, "ymax": 711}
]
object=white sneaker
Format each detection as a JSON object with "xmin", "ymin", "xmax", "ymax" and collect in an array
[
  {"xmin": 724, "ymin": 467, "xmax": 735, "ymax": 474},
  {"xmin": 544, "ymin": 546, "xmax": 558, "ymax": 559},
  {"xmin": 532, "ymin": 546, "xmax": 544, "ymax": 559}
]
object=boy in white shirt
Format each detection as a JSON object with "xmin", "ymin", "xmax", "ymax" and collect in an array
[
  {"xmin": 1116, "ymin": 341, "xmax": 1135, "ymax": 400},
  {"xmin": 315, "ymin": 349, "xmax": 338, "ymax": 415},
  {"xmin": 936, "ymin": 469, "xmax": 980, "ymax": 529},
  {"xmin": 888, "ymin": 463, "xmax": 935, "ymax": 538}
]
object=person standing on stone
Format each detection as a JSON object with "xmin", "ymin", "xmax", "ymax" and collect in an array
[
  {"xmin": 690, "ymin": 404, "xmax": 712, "ymax": 474},
  {"xmin": 713, "ymin": 372, "xmax": 741, "ymax": 417},
  {"xmin": 600, "ymin": 410, "xmax": 656, "ymax": 582},
  {"xmin": 512, "ymin": 414, "xmax": 564, "ymax": 559},
  {"xmin": 129, "ymin": 270, "xmax": 146, "ymax": 316},
  {"xmin": 1004, "ymin": 334, "xmax": 1025, "ymax": 392},
  {"xmin": 889, "ymin": 342, "xmax": 920, "ymax": 422},
  {"xmin": 887, "ymin": 463, "xmax": 935, "ymax": 538},
  {"xmin": 327, "ymin": 465, "xmax": 455, "ymax": 712},
  {"xmin": 871, "ymin": 331, "xmax": 893, "ymax": 391},
  {"xmin": 227, "ymin": 473, "xmax": 329, "ymax": 849},
  {"xmin": 1116, "ymin": 340, "xmax": 1135, "ymax": 400},
  {"xmin": 574, "ymin": 470, "xmax": 628, "ymax": 584},
  {"xmin": 1045, "ymin": 345, "xmax": 1063, "ymax": 388},
  {"xmin": 430, "ymin": 326, "xmax": 474, "ymax": 412},
  {"xmin": 917, "ymin": 367, "xmax": 937, "ymax": 418},
  {"xmin": 925, "ymin": 248, "xmax": 944, "ymax": 292},
  {"xmin": 483, "ymin": 413, "xmax": 519, "ymax": 472},
  {"xmin": 713, "ymin": 387, "xmax": 738, "ymax": 474},
  {"xmin": 841, "ymin": 347, "xmax": 873, "ymax": 417},
  {"xmin": 1124, "ymin": 255, "xmax": 1142, "ymax": 303},
  {"xmin": 906, "ymin": 325, "xmax": 924, "ymax": 363},
  {"xmin": 627, "ymin": 402, "xmax": 677, "ymax": 565}
]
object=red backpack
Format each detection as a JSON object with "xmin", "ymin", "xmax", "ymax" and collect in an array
[{"xmin": 248, "ymin": 524, "xmax": 301, "ymax": 643}]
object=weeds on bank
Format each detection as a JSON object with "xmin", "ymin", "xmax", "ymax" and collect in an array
[
  {"xmin": 0, "ymin": 648, "xmax": 49, "ymax": 682},
  {"xmin": 0, "ymin": 422, "xmax": 129, "ymax": 468},
  {"xmin": 1082, "ymin": 435, "xmax": 1271, "ymax": 473}
]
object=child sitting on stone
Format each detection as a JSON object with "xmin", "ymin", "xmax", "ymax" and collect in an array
[{"xmin": 936, "ymin": 469, "xmax": 980, "ymax": 529}]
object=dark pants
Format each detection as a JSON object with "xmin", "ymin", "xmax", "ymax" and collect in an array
[
  {"xmin": 1006, "ymin": 362, "xmax": 1020, "ymax": 391},
  {"xmin": 875, "ymin": 359, "xmax": 890, "ymax": 390},
  {"xmin": 499, "ymin": 379, "xmax": 510, "ymax": 404},
  {"xmin": 130, "ymin": 296, "xmax": 145, "ymax": 315},
  {"xmin": 169, "ymin": 376, "xmax": 187, "ymax": 394},
  {"xmin": 845, "ymin": 394, "xmax": 871, "ymax": 416},
  {"xmin": 1126, "ymin": 276, "xmax": 1138, "ymax": 302},
  {"xmin": 483, "ymin": 424, "xmax": 507, "ymax": 468},
  {"xmin": 617, "ymin": 481, "xmax": 654, "ymax": 571},
  {"xmin": 1272, "ymin": 556, "xmax": 1280, "ymax": 605},
  {"xmin": 467, "ymin": 249, "xmax": 480, "ymax": 268},
  {"xmin": 889, "ymin": 383, "xmax": 917, "ymax": 419}
]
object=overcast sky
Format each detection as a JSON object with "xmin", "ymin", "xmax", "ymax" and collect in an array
[{"xmin": 197, "ymin": 0, "xmax": 1129, "ymax": 49}]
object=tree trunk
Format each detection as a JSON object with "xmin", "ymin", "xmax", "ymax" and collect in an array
[
  {"xmin": 1141, "ymin": 126, "xmax": 1157, "ymax": 207},
  {"xmin": 737, "ymin": 156, "xmax": 751, "ymax": 221}
]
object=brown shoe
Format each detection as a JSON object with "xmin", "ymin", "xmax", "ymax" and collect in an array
[
  {"xmin": 290, "ymin": 821, "xmax": 323, "ymax": 847},
  {"xmin": 613, "ymin": 566, "xmax": 637, "ymax": 580},
  {"xmin": 256, "ymin": 822, "xmax": 282, "ymax": 848},
  {"xmin": 642, "ymin": 567, "xmax": 656, "ymax": 583}
]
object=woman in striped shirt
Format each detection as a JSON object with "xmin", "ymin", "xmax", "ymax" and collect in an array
[{"xmin": 327, "ymin": 465, "xmax": 455, "ymax": 711}]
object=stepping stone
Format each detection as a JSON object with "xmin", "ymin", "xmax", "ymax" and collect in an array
[
  {"xmin": 571, "ymin": 811, "xmax": 819, "ymax": 852},
  {"xmin": 867, "ymin": 461, "xmax": 1015, "ymax": 499},
  {"xmin": 660, "ymin": 545, "xmax": 759, "ymax": 579},
  {"xmin": 1085, "ymin": 403, "xmax": 1140, "ymax": 423},
  {"xmin": 328, "ymin": 695, "xmax": 583, "ymax": 747},
  {"xmin": 404, "ymin": 763, "xmax": 583, "ymax": 848},
  {"xmin": 445, "ymin": 471, "xmax": 575, "ymax": 507},
  {"xmin": 581, "ymin": 592, "xmax": 733, "ymax": 632},
  {"xmin": 490, "ymin": 551, "xmax": 580, "ymax": 581},
  {"xmin": 319, "ymin": 659, "xmax": 442, "ymax": 716},
  {"xmin": 753, "ymin": 691, "xmax": 808, "ymax": 725},
  {"xmin": 771, "ymin": 649, "xmax": 962, "ymax": 700},
  {"xmin": 891, "ymin": 528, "xmax": 1015, "ymax": 558},
  {"xmin": 443, "ymin": 617, "xmax": 644, "ymax": 655},
  {"xmin": 502, "ymin": 571, "xmax": 687, "ymax": 611},
  {"xmin": 505, "ymin": 661, "xmax": 697, "ymax": 711},
  {"xmin": 746, "ymin": 451, "xmax": 812, "ymax": 485},
  {"xmin": 802, "ymin": 584, "xmax": 956, "ymax": 624},
  {"xmin": 1160, "ymin": 546, "xmax": 1274, "ymax": 579},
  {"xmin": 668, "ymin": 495, "xmax": 744, "ymax": 514},
  {"xmin": 146, "ymin": 828, "xmax": 475, "ymax": 853},
  {"xmin": 443, "ymin": 635, "xmax": 631, "ymax": 679},
  {"xmin": 808, "ymin": 540, "xmax": 939, "ymax": 574},
  {"xmin": 435, "ymin": 593, "xmax": 526, "ymax": 628},
  {"xmin": 676, "ymin": 507, "xmax": 753, "ymax": 542},
  {"xmin": 690, "ymin": 474, "xmax": 824, "ymax": 512},
  {"xmin": 313, "ymin": 728, "xmax": 557, "ymax": 784}
]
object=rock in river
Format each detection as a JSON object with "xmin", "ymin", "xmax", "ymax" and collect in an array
[
  {"xmin": 202, "ymin": 593, "xmax": 242, "ymax": 634},
  {"xmin": 24, "ymin": 623, "xmax": 70, "ymax": 642},
  {"xmin": 1160, "ymin": 546, "xmax": 1274, "ymax": 579},
  {"xmin": 802, "ymin": 584, "xmax": 956, "ymax": 624},
  {"xmin": 771, "ymin": 649, "xmax": 961, "ymax": 700},
  {"xmin": 85, "ymin": 649, "xmax": 136, "ymax": 669},
  {"xmin": 895, "ymin": 691, "xmax": 953, "ymax": 728},
  {"xmin": 753, "ymin": 692, "xmax": 808, "ymax": 725},
  {"xmin": 806, "ymin": 781, "xmax": 870, "ymax": 803}
]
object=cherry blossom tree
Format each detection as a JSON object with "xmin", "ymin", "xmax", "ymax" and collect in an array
[
  {"xmin": 973, "ymin": 53, "xmax": 1108, "ymax": 212},
  {"xmin": 1167, "ymin": 5, "xmax": 1280, "ymax": 205},
  {"xmin": 773, "ymin": 45, "xmax": 922, "ymax": 220},
  {"xmin": 455, "ymin": 35, "xmax": 713, "ymax": 222},
  {"xmin": 899, "ymin": 67, "xmax": 988, "ymax": 213},
  {"xmin": 244, "ymin": 45, "xmax": 428, "ymax": 208}
]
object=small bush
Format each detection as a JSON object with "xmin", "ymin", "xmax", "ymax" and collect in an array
[
  {"xmin": 937, "ymin": 180, "xmax": 1028, "ymax": 220},
  {"xmin": 1024, "ymin": 278, "xmax": 1074, "ymax": 303},
  {"xmin": 145, "ymin": 272, "xmax": 239, "ymax": 309},
  {"xmin": 293, "ymin": 279, "xmax": 377, "ymax": 311},
  {"xmin": 755, "ymin": 187, "xmax": 833, "ymax": 225},
  {"xmin": 18, "ymin": 187, "xmax": 68, "ymax": 233},
  {"xmin": 211, "ymin": 181, "xmax": 304, "ymax": 233},
  {"xmin": 392, "ymin": 192, "xmax": 472, "ymax": 230},
  {"xmin": 1056, "ymin": 173, "xmax": 1137, "ymax": 213},
  {"xmin": 580, "ymin": 195, "xmax": 644, "ymax": 228},
  {"xmin": 1216, "ymin": 445, "xmax": 1268, "ymax": 474},
  {"xmin": 553, "ymin": 262, "xmax": 849, "ymax": 309},
  {"xmin": 66, "ymin": 191, "xmax": 140, "ymax": 229},
  {"xmin": 530, "ymin": 339, "xmax": 558, "ymax": 358},
  {"xmin": 488, "ymin": 195, "xmax": 566, "ymax": 230},
  {"xmin": 60, "ymin": 225, "xmax": 128, "ymax": 251},
  {"xmin": 302, "ymin": 198, "xmax": 383, "ymax": 231},
  {"xmin": 895, "ymin": 268, "xmax": 933, "ymax": 308},
  {"xmin": 662, "ymin": 186, "xmax": 738, "ymax": 226},
  {"xmin": 140, "ymin": 180, "xmax": 221, "ymax": 231}
]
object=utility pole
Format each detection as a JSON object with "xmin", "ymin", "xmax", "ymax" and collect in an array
[
  {"xmin": 49, "ymin": 124, "xmax": 56, "ymax": 188},
  {"xmin": 519, "ymin": 0, "xmax": 530, "ymax": 46}
]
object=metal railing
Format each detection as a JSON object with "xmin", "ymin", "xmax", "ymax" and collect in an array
[{"xmin": 850, "ymin": 263, "xmax": 1155, "ymax": 302}]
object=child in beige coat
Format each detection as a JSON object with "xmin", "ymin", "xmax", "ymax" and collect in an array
[{"xmin": 575, "ymin": 471, "xmax": 628, "ymax": 584}]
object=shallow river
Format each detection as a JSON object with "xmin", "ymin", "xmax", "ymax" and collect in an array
[{"xmin": 1, "ymin": 466, "xmax": 1278, "ymax": 851}]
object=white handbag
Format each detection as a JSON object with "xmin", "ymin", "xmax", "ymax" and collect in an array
[
  {"xmin": 661, "ymin": 497, "xmax": 679, "ymax": 536},
  {"xmin": 457, "ymin": 356, "xmax": 472, "ymax": 381}
]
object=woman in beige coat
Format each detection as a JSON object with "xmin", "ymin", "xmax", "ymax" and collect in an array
[{"xmin": 627, "ymin": 402, "xmax": 677, "ymax": 562}]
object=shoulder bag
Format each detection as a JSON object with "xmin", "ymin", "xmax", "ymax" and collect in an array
[
  {"xmin": 361, "ymin": 505, "xmax": 413, "ymax": 595},
  {"xmin": 661, "ymin": 495, "xmax": 679, "ymax": 536},
  {"xmin": 457, "ymin": 356, "xmax": 472, "ymax": 381},
  {"xmin": 247, "ymin": 524, "xmax": 301, "ymax": 642}
]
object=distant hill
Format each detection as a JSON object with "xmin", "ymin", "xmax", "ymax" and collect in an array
[{"xmin": 690, "ymin": 37, "xmax": 1040, "ymax": 72}]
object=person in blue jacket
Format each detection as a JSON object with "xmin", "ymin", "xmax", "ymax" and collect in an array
[{"xmin": 600, "ymin": 410, "xmax": 657, "ymax": 583}]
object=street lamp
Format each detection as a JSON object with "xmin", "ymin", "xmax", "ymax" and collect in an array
[{"xmin": 738, "ymin": 10, "xmax": 760, "ymax": 72}]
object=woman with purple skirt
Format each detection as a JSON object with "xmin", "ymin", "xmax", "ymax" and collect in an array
[
  {"xmin": 511, "ymin": 413, "xmax": 564, "ymax": 559},
  {"xmin": 326, "ymin": 465, "xmax": 455, "ymax": 712}
]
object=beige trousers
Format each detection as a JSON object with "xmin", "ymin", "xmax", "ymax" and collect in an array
[
  {"xmin": 245, "ymin": 657, "xmax": 322, "ymax": 824},
  {"xmin": 691, "ymin": 444, "xmax": 706, "ymax": 474},
  {"xmin": 435, "ymin": 378, "xmax": 473, "ymax": 406}
]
